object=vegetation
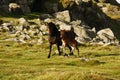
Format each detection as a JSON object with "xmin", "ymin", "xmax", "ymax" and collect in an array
[
  {"xmin": 0, "ymin": 32, "xmax": 120, "ymax": 80},
  {"xmin": 0, "ymin": 1, "xmax": 120, "ymax": 79}
]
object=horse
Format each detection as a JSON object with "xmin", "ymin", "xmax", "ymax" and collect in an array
[
  {"xmin": 60, "ymin": 29, "xmax": 80, "ymax": 57},
  {"xmin": 47, "ymin": 22, "xmax": 79, "ymax": 58},
  {"xmin": 47, "ymin": 22, "xmax": 62, "ymax": 58}
]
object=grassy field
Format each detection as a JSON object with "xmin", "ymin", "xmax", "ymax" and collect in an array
[
  {"xmin": 0, "ymin": 32, "xmax": 120, "ymax": 80},
  {"xmin": 0, "ymin": 11, "xmax": 120, "ymax": 80}
]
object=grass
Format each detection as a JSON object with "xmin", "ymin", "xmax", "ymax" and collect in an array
[
  {"xmin": 0, "ymin": 11, "xmax": 120, "ymax": 80},
  {"xmin": 0, "ymin": 32, "xmax": 120, "ymax": 80}
]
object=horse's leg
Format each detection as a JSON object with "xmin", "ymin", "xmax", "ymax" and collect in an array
[
  {"xmin": 62, "ymin": 42, "xmax": 68, "ymax": 56},
  {"xmin": 75, "ymin": 41, "xmax": 80, "ymax": 57},
  {"xmin": 73, "ymin": 40, "xmax": 80, "ymax": 57},
  {"xmin": 48, "ymin": 44, "xmax": 52, "ymax": 58},
  {"xmin": 57, "ymin": 44, "xmax": 61, "ymax": 55},
  {"xmin": 76, "ymin": 46, "xmax": 80, "ymax": 57},
  {"xmin": 67, "ymin": 45, "xmax": 73, "ymax": 55}
]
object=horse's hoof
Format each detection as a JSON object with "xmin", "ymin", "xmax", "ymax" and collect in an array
[
  {"xmin": 69, "ymin": 52, "xmax": 74, "ymax": 56},
  {"xmin": 48, "ymin": 55, "xmax": 50, "ymax": 58},
  {"xmin": 59, "ymin": 53, "xmax": 62, "ymax": 55},
  {"xmin": 63, "ymin": 53, "xmax": 69, "ymax": 57}
]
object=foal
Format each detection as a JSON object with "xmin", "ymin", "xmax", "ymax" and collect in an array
[
  {"xmin": 60, "ymin": 30, "xmax": 79, "ymax": 57},
  {"xmin": 47, "ymin": 22, "xmax": 62, "ymax": 58}
]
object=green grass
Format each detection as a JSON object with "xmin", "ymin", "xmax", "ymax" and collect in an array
[
  {"xmin": 0, "ymin": 11, "xmax": 120, "ymax": 80},
  {"xmin": 0, "ymin": 33, "xmax": 120, "ymax": 80}
]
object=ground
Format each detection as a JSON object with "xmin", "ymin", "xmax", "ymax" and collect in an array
[
  {"xmin": 0, "ymin": 33, "xmax": 120, "ymax": 80},
  {"xmin": 0, "ymin": 12, "xmax": 120, "ymax": 80}
]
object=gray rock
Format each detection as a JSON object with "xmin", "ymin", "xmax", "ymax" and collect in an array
[
  {"xmin": 18, "ymin": 18, "xmax": 29, "ymax": 26},
  {"xmin": 74, "ymin": 26, "xmax": 96, "ymax": 43},
  {"xmin": 9, "ymin": 3, "xmax": 23, "ymax": 14},
  {"xmin": 1, "ymin": 22, "xmax": 14, "ymax": 32},
  {"xmin": 40, "ymin": 14, "xmax": 52, "ymax": 20},
  {"xmin": 37, "ymin": 38, "xmax": 44, "ymax": 45},
  {"xmin": 59, "ymin": 23, "xmax": 72, "ymax": 30},
  {"xmin": 54, "ymin": 10, "xmax": 71, "ymax": 22},
  {"xmin": 97, "ymin": 28, "xmax": 116, "ymax": 43}
]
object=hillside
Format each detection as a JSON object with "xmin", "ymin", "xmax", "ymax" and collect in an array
[
  {"xmin": 0, "ymin": 0, "xmax": 120, "ymax": 40},
  {"xmin": 0, "ymin": 1, "xmax": 120, "ymax": 80}
]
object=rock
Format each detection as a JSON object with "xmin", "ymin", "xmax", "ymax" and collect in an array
[
  {"xmin": 74, "ymin": 26, "xmax": 96, "ymax": 43},
  {"xmin": 70, "ymin": 20, "xmax": 82, "ymax": 27},
  {"xmin": 54, "ymin": 10, "xmax": 71, "ymax": 22},
  {"xmin": 9, "ymin": 3, "xmax": 23, "ymax": 14},
  {"xmin": 90, "ymin": 28, "xmax": 119, "ymax": 45},
  {"xmin": 59, "ymin": 23, "xmax": 72, "ymax": 30},
  {"xmin": 1, "ymin": 22, "xmax": 14, "ymax": 32},
  {"xmin": 18, "ymin": 18, "xmax": 29, "ymax": 26},
  {"xmin": 97, "ymin": 28, "xmax": 116, "ymax": 43},
  {"xmin": 16, "ymin": 26, "xmax": 24, "ymax": 31},
  {"xmin": 80, "ymin": 57, "xmax": 91, "ymax": 61},
  {"xmin": 37, "ymin": 38, "xmax": 44, "ymax": 45},
  {"xmin": 40, "ymin": 24, "xmax": 48, "ymax": 35},
  {"xmin": 2, "ymin": 22, "xmax": 12, "ymax": 27},
  {"xmin": 44, "ymin": 18, "xmax": 53, "ymax": 23},
  {"xmin": 40, "ymin": 14, "xmax": 52, "ymax": 20}
]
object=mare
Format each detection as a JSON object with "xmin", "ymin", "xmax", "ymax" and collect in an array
[{"xmin": 47, "ymin": 22, "xmax": 62, "ymax": 58}]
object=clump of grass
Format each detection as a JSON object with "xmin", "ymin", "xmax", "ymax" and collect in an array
[{"xmin": 35, "ymin": 71, "xmax": 113, "ymax": 80}]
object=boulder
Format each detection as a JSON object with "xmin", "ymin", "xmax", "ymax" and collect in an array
[
  {"xmin": 40, "ymin": 14, "xmax": 52, "ymax": 20},
  {"xmin": 54, "ymin": 10, "xmax": 71, "ymax": 22},
  {"xmin": 59, "ymin": 23, "xmax": 72, "ymax": 30},
  {"xmin": 97, "ymin": 28, "xmax": 117, "ymax": 43},
  {"xmin": 18, "ymin": 18, "xmax": 29, "ymax": 26},
  {"xmin": 1, "ymin": 22, "xmax": 14, "ymax": 32},
  {"xmin": 74, "ymin": 26, "xmax": 96, "ymax": 43},
  {"xmin": 9, "ymin": 3, "xmax": 23, "ymax": 15}
]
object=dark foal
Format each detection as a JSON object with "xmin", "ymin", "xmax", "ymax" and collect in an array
[
  {"xmin": 60, "ymin": 30, "xmax": 79, "ymax": 57},
  {"xmin": 47, "ymin": 22, "xmax": 62, "ymax": 58}
]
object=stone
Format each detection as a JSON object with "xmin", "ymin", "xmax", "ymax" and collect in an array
[
  {"xmin": 37, "ymin": 38, "xmax": 44, "ymax": 45},
  {"xmin": 1, "ymin": 22, "xmax": 13, "ymax": 32},
  {"xmin": 9, "ymin": 3, "xmax": 23, "ymax": 15},
  {"xmin": 74, "ymin": 26, "xmax": 96, "ymax": 43},
  {"xmin": 59, "ymin": 23, "xmax": 72, "ymax": 30},
  {"xmin": 97, "ymin": 28, "xmax": 116, "ymax": 43},
  {"xmin": 40, "ymin": 14, "xmax": 52, "ymax": 20},
  {"xmin": 18, "ymin": 18, "xmax": 29, "ymax": 26},
  {"xmin": 54, "ymin": 10, "xmax": 71, "ymax": 22}
]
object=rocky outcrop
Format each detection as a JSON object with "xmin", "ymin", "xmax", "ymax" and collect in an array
[
  {"xmin": 0, "ymin": 0, "xmax": 120, "ymax": 15},
  {"xmin": 0, "ymin": 1, "xmax": 120, "ymax": 46},
  {"xmin": 0, "ymin": 15, "xmax": 119, "ymax": 46},
  {"xmin": 0, "ymin": 0, "xmax": 31, "ymax": 14}
]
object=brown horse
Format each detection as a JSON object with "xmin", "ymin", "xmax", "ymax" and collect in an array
[
  {"xmin": 47, "ymin": 22, "xmax": 79, "ymax": 58},
  {"xmin": 60, "ymin": 30, "xmax": 79, "ymax": 57},
  {"xmin": 47, "ymin": 22, "xmax": 62, "ymax": 58}
]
